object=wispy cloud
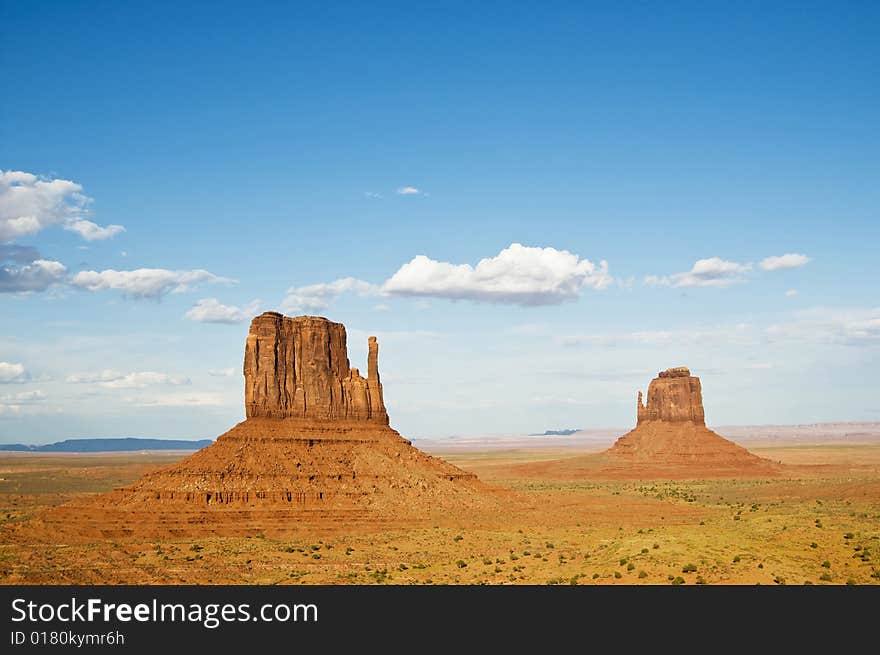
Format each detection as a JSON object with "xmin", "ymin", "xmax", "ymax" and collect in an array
[
  {"xmin": 208, "ymin": 367, "xmax": 235, "ymax": 377},
  {"xmin": 280, "ymin": 277, "xmax": 378, "ymax": 313},
  {"xmin": 645, "ymin": 257, "xmax": 752, "ymax": 288},
  {"xmin": 382, "ymin": 243, "xmax": 611, "ymax": 306},
  {"xmin": 364, "ymin": 191, "xmax": 383, "ymax": 199},
  {"xmin": 71, "ymin": 268, "xmax": 232, "ymax": 299},
  {"xmin": 66, "ymin": 370, "xmax": 191, "ymax": 388},
  {"xmin": 396, "ymin": 186, "xmax": 422, "ymax": 195},
  {"xmin": 766, "ymin": 307, "xmax": 880, "ymax": 346},
  {"xmin": 785, "ymin": 289, "xmax": 799, "ymax": 297},
  {"xmin": 0, "ymin": 389, "xmax": 50, "ymax": 416},
  {"xmin": 129, "ymin": 392, "xmax": 226, "ymax": 407},
  {"xmin": 0, "ymin": 169, "xmax": 124, "ymax": 241},
  {"xmin": 185, "ymin": 298, "xmax": 260, "ymax": 324}
]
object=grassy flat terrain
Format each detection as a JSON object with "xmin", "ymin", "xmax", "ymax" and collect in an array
[{"xmin": 0, "ymin": 445, "xmax": 878, "ymax": 585}]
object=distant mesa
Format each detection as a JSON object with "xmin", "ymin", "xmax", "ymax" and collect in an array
[
  {"xmin": 529, "ymin": 429, "xmax": 581, "ymax": 437},
  {"xmin": 0, "ymin": 438, "xmax": 212, "ymax": 453},
  {"xmin": 36, "ymin": 312, "xmax": 494, "ymax": 539}
]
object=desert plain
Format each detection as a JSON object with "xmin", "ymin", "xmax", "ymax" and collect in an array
[{"xmin": 1, "ymin": 428, "xmax": 878, "ymax": 586}]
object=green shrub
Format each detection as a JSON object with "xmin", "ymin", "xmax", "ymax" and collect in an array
[
  {"xmin": 453, "ymin": 535, "xmax": 463, "ymax": 542},
  {"xmin": 456, "ymin": 560, "xmax": 467, "ymax": 568},
  {"xmin": 682, "ymin": 563, "xmax": 697, "ymax": 573},
  {"xmin": 733, "ymin": 555, "xmax": 741, "ymax": 563},
  {"xmin": 638, "ymin": 570, "xmax": 648, "ymax": 579},
  {"xmin": 809, "ymin": 542, "xmax": 818, "ymax": 549},
  {"xmin": 641, "ymin": 548, "xmax": 648, "ymax": 554},
  {"xmin": 695, "ymin": 576, "xmax": 706, "ymax": 585},
  {"xmin": 819, "ymin": 572, "xmax": 832, "ymax": 582},
  {"xmin": 821, "ymin": 560, "xmax": 831, "ymax": 568},
  {"xmin": 671, "ymin": 576, "xmax": 685, "ymax": 585},
  {"xmin": 626, "ymin": 563, "xmax": 635, "ymax": 571},
  {"xmin": 614, "ymin": 571, "xmax": 622, "ymax": 579}
]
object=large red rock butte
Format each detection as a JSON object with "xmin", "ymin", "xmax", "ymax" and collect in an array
[
  {"xmin": 40, "ymin": 313, "xmax": 491, "ymax": 539},
  {"xmin": 605, "ymin": 367, "xmax": 778, "ymax": 476}
]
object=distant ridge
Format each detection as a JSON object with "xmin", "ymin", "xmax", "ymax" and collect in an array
[{"xmin": 0, "ymin": 438, "xmax": 213, "ymax": 452}]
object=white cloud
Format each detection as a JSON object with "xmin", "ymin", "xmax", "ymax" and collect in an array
[
  {"xmin": 0, "ymin": 169, "xmax": 124, "ymax": 241},
  {"xmin": 67, "ymin": 370, "xmax": 190, "ymax": 388},
  {"xmin": 0, "ymin": 362, "xmax": 29, "ymax": 384},
  {"xmin": 64, "ymin": 219, "xmax": 125, "ymax": 241},
  {"xmin": 364, "ymin": 191, "xmax": 383, "ymax": 199},
  {"xmin": 372, "ymin": 303, "xmax": 391, "ymax": 312},
  {"xmin": 208, "ymin": 367, "xmax": 235, "ymax": 377},
  {"xmin": 785, "ymin": 289, "xmax": 799, "ymax": 297},
  {"xmin": 760, "ymin": 253, "xmax": 810, "ymax": 271},
  {"xmin": 382, "ymin": 243, "xmax": 611, "ymax": 306},
  {"xmin": 0, "ymin": 258, "xmax": 67, "ymax": 293},
  {"xmin": 185, "ymin": 298, "xmax": 260, "ymax": 324},
  {"xmin": 645, "ymin": 257, "xmax": 752, "ymax": 288},
  {"xmin": 71, "ymin": 268, "xmax": 231, "ymax": 299},
  {"xmin": 396, "ymin": 186, "xmax": 421, "ymax": 195},
  {"xmin": 280, "ymin": 277, "xmax": 378, "ymax": 313}
]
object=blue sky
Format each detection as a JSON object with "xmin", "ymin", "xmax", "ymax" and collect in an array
[{"xmin": 1, "ymin": 1, "xmax": 878, "ymax": 442}]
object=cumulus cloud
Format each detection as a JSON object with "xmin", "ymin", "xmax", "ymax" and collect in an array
[
  {"xmin": 0, "ymin": 362, "xmax": 29, "ymax": 384},
  {"xmin": 382, "ymin": 243, "xmax": 611, "ymax": 306},
  {"xmin": 66, "ymin": 370, "xmax": 190, "ymax": 388},
  {"xmin": 0, "ymin": 169, "xmax": 124, "ymax": 241},
  {"xmin": 645, "ymin": 257, "xmax": 752, "ymax": 288},
  {"xmin": 396, "ymin": 186, "xmax": 421, "ymax": 195},
  {"xmin": 185, "ymin": 298, "xmax": 260, "ymax": 324},
  {"xmin": 0, "ymin": 257, "xmax": 67, "ymax": 293},
  {"xmin": 65, "ymin": 219, "xmax": 125, "ymax": 241},
  {"xmin": 760, "ymin": 253, "xmax": 810, "ymax": 271},
  {"xmin": 71, "ymin": 268, "xmax": 231, "ymax": 299},
  {"xmin": 280, "ymin": 277, "xmax": 378, "ymax": 313}
]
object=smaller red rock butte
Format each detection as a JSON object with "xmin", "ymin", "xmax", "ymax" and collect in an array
[
  {"xmin": 607, "ymin": 366, "xmax": 778, "ymax": 476},
  {"xmin": 637, "ymin": 366, "xmax": 705, "ymax": 425}
]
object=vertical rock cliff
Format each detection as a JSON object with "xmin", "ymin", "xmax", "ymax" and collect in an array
[
  {"xmin": 637, "ymin": 367, "xmax": 705, "ymax": 425},
  {"xmin": 243, "ymin": 312, "xmax": 388, "ymax": 423}
]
